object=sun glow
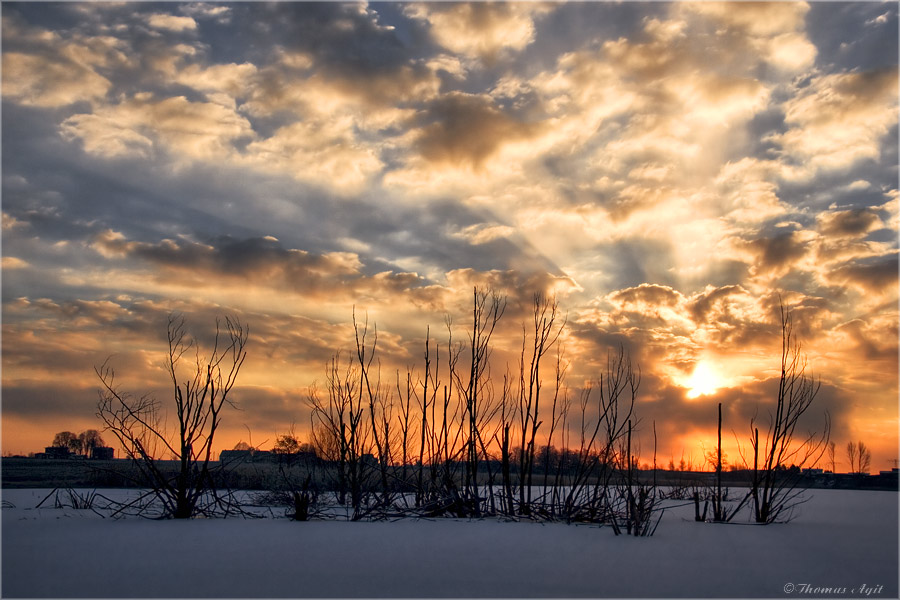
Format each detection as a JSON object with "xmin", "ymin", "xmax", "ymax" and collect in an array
[{"xmin": 685, "ymin": 361, "xmax": 725, "ymax": 399}]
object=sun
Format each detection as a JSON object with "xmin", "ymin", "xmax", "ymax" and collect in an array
[{"xmin": 685, "ymin": 361, "xmax": 724, "ymax": 399}]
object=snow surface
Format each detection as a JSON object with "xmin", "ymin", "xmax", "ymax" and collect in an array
[{"xmin": 2, "ymin": 488, "xmax": 897, "ymax": 598}]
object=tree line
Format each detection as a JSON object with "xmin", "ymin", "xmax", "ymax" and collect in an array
[{"xmin": 49, "ymin": 430, "xmax": 106, "ymax": 456}]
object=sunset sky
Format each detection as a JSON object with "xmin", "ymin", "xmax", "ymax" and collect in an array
[{"xmin": 2, "ymin": 2, "xmax": 897, "ymax": 471}]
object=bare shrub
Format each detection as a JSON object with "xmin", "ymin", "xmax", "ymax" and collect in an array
[{"xmin": 95, "ymin": 314, "xmax": 249, "ymax": 519}]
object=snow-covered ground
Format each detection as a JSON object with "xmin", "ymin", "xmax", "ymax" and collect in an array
[{"xmin": 2, "ymin": 488, "xmax": 897, "ymax": 598}]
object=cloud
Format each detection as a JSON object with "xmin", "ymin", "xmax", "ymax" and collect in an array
[
  {"xmin": 452, "ymin": 223, "xmax": 516, "ymax": 245},
  {"xmin": 173, "ymin": 62, "xmax": 258, "ymax": 106},
  {"xmin": 683, "ymin": 2, "xmax": 811, "ymax": 37},
  {"xmin": 688, "ymin": 285, "xmax": 751, "ymax": 325},
  {"xmin": 777, "ymin": 68, "xmax": 898, "ymax": 176},
  {"xmin": 609, "ymin": 283, "xmax": 683, "ymax": 310},
  {"xmin": 817, "ymin": 208, "xmax": 884, "ymax": 238},
  {"xmin": 2, "ymin": 257, "xmax": 29, "ymax": 270},
  {"xmin": 2, "ymin": 213, "xmax": 28, "ymax": 231},
  {"xmin": 179, "ymin": 4, "xmax": 231, "ymax": 23},
  {"xmin": 86, "ymin": 230, "xmax": 447, "ymax": 311},
  {"xmin": 146, "ymin": 14, "xmax": 197, "ymax": 32},
  {"xmin": 741, "ymin": 229, "xmax": 815, "ymax": 279},
  {"xmin": 1, "ymin": 2, "xmax": 896, "ymax": 464},
  {"xmin": 414, "ymin": 92, "xmax": 542, "ymax": 169},
  {"xmin": 59, "ymin": 112, "xmax": 154, "ymax": 159},
  {"xmin": 61, "ymin": 95, "xmax": 254, "ymax": 162},
  {"xmin": 242, "ymin": 118, "xmax": 383, "ymax": 195},
  {"xmin": 833, "ymin": 316, "xmax": 898, "ymax": 363},
  {"xmin": 239, "ymin": 3, "xmax": 439, "ymax": 112},
  {"xmin": 826, "ymin": 254, "xmax": 899, "ymax": 295},
  {"xmin": 404, "ymin": 3, "xmax": 553, "ymax": 61},
  {"xmin": 1, "ymin": 14, "xmax": 134, "ymax": 108},
  {"xmin": 2, "ymin": 50, "xmax": 112, "ymax": 108}
]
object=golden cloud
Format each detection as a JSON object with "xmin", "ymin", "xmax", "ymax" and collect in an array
[
  {"xmin": 243, "ymin": 118, "xmax": 383, "ymax": 195},
  {"xmin": 404, "ymin": 3, "xmax": 553, "ymax": 60},
  {"xmin": 681, "ymin": 2, "xmax": 810, "ymax": 38},
  {"xmin": 778, "ymin": 68, "xmax": 899, "ymax": 176},
  {"xmin": 61, "ymin": 95, "xmax": 254, "ymax": 162},
  {"xmin": 146, "ymin": 13, "xmax": 197, "ymax": 32},
  {"xmin": 2, "ymin": 256, "xmax": 29, "ymax": 270},
  {"xmin": 2, "ymin": 51, "xmax": 112, "ymax": 107}
]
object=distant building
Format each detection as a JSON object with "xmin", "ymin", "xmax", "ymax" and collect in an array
[
  {"xmin": 40, "ymin": 446, "xmax": 71, "ymax": 459},
  {"xmin": 219, "ymin": 449, "xmax": 274, "ymax": 463},
  {"xmin": 91, "ymin": 446, "xmax": 115, "ymax": 460}
]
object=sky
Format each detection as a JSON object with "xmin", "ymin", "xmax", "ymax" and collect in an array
[{"xmin": 2, "ymin": 1, "xmax": 898, "ymax": 472}]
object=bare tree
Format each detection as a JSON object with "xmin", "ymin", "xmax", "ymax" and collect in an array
[
  {"xmin": 95, "ymin": 314, "xmax": 249, "ymax": 519},
  {"xmin": 517, "ymin": 293, "xmax": 564, "ymax": 515},
  {"xmin": 561, "ymin": 346, "xmax": 637, "ymax": 525},
  {"xmin": 307, "ymin": 352, "xmax": 373, "ymax": 517},
  {"xmin": 459, "ymin": 287, "xmax": 506, "ymax": 515},
  {"xmin": 748, "ymin": 302, "xmax": 830, "ymax": 524},
  {"xmin": 827, "ymin": 440, "xmax": 836, "ymax": 473},
  {"xmin": 310, "ymin": 422, "xmax": 341, "ymax": 462},
  {"xmin": 847, "ymin": 440, "xmax": 871, "ymax": 474},
  {"xmin": 859, "ymin": 442, "xmax": 872, "ymax": 474},
  {"xmin": 353, "ymin": 310, "xmax": 397, "ymax": 510},
  {"xmin": 846, "ymin": 441, "xmax": 858, "ymax": 474}
]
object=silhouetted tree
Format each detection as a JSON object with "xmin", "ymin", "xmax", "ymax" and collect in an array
[
  {"xmin": 460, "ymin": 287, "xmax": 506, "ymax": 516},
  {"xmin": 516, "ymin": 292, "xmax": 562, "ymax": 515},
  {"xmin": 96, "ymin": 314, "xmax": 248, "ymax": 519},
  {"xmin": 748, "ymin": 302, "xmax": 830, "ymax": 524},
  {"xmin": 274, "ymin": 434, "xmax": 301, "ymax": 455},
  {"xmin": 51, "ymin": 431, "xmax": 81, "ymax": 454},
  {"xmin": 78, "ymin": 430, "xmax": 105, "ymax": 456},
  {"xmin": 307, "ymin": 352, "xmax": 371, "ymax": 516},
  {"xmin": 827, "ymin": 440, "xmax": 836, "ymax": 473},
  {"xmin": 847, "ymin": 440, "xmax": 871, "ymax": 474}
]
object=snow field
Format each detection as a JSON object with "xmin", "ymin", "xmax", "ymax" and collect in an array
[{"xmin": 2, "ymin": 488, "xmax": 897, "ymax": 598}]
